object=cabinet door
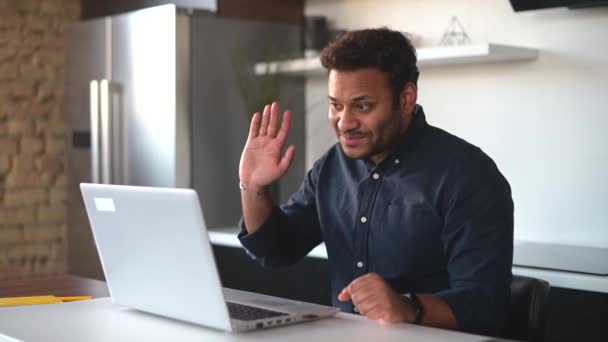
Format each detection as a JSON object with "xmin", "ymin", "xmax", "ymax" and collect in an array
[{"xmin": 213, "ymin": 246, "xmax": 332, "ymax": 306}]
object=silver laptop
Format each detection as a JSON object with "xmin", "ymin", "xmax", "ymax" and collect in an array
[{"xmin": 80, "ymin": 183, "xmax": 339, "ymax": 332}]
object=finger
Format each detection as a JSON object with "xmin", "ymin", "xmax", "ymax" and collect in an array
[
  {"xmin": 279, "ymin": 145, "xmax": 296, "ymax": 173},
  {"xmin": 354, "ymin": 296, "xmax": 381, "ymax": 316},
  {"xmin": 380, "ymin": 312, "xmax": 403, "ymax": 325},
  {"xmin": 248, "ymin": 112, "xmax": 261, "ymax": 139},
  {"xmin": 365, "ymin": 307, "xmax": 386, "ymax": 321},
  {"xmin": 338, "ymin": 287, "xmax": 351, "ymax": 302},
  {"xmin": 348, "ymin": 274, "xmax": 378, "ymax": 294},
  {"xmin": 357, "ymin": 290, "xmax": 405, "ymax": 324},
  {"xmin": 377, "ymin": 318, "xmax": 393, "ymax": 326},
  {"xmin": 350, "ymin": 289, "xmax": 377, "ymax": 309},
  {"xmin": 259, "ymin": 104, "xmax": 271, "ymax": 136},
  {"xmin": 349, "ymin": 273, "xmax": 376, "ymax": 287},
  {"xmin": 276, "ymin": 110, "xmax": 292, "ymax": 144},
  {"xmin": 267, "ymin": 101, "xmax": 280, "ymax": 137}
]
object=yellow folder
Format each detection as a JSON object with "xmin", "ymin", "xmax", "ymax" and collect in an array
[{"xmin": 0, "ymin": 295, "xmax": 92, "ymax": 307}]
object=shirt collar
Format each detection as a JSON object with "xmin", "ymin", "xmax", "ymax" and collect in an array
[
  {"xmin": 364, "ymin": 104, "xmax": 428, "ymax": 170},
  {"xmin": 392, "ymin": 104, "xmax": 428, "ymax": 159}
]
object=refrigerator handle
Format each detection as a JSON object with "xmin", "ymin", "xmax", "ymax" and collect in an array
[
  {"xmin": 89, "ymin": 80, "xmax": 100, "ymax": 184},
  {"xmin": 100, "ymin": 79, "xmax": 112, "ymax": 184}
]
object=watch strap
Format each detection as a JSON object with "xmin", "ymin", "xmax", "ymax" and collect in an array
[{"xmin": 409, "ymin": 292, "xmax": 424, "ymax": 325}]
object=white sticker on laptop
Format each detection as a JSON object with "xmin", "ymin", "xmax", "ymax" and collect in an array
[{"xmin": 94, "ymin": 197, "xmax": 116, "ymax": 212}]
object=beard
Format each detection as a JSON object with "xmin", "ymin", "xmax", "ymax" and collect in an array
[{"xmin": 335, "ymin": 110, "xmax": 406, "ymax": 163}]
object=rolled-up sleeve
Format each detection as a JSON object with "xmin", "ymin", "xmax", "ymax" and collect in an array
[{"xmin": 435, "ymin": 150, "xmax": 514, "ymax": 336}]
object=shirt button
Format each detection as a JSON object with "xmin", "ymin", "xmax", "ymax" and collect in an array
[
  {"xmin": 360, "ymin": 216, "xmax": 367, "ymax": 223},
  {"xmin": 372, "ymin": 173, "xmax": 379, "ymax": 180},
  {"xmin": 395, "ymin": 159, "xmax": 400, "ymax": 164},
  {"xmin": 356, "ymin": 261, "xmax": 364, "ymax": 268}
]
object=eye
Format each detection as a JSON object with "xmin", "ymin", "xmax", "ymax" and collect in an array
[
  {"xmin": 330, "ymin": 102, "xmax": 343, "ymax": 111},
  {"xmin": 355, "ymin": 103, "xmax": 372, "ymax": 112}
]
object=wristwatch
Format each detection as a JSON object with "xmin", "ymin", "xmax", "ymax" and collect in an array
[{"xmin": 407, "ymin": 292, "xmax": 424, "ymax": 325}]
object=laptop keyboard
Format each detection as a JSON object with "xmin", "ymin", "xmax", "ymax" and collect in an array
[{"xmin": 227, "ymin": 301, "xmax": 289, "ymax": 321}]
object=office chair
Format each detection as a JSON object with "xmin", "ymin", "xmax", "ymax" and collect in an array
[{"xmin": 505, "ymin": 275, "xmax": 551, "ymax": 342}]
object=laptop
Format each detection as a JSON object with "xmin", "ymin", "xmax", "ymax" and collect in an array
[{"xmin": 79, "ymin": 183, "xmax": 339, "ymax": 332}]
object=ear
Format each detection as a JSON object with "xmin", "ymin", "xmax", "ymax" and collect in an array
[{"xmin": 400, "ymin": 83, "xmax": 418, "ymax": 114}]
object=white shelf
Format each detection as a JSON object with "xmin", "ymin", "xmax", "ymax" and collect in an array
[{"xmin": 254, "ymin": 43, "xmax": 538, "ymax": 77}]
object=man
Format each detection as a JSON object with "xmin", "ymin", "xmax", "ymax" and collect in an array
[{"xmin": 237, "ymin": 28, "xmax": 513, "ymax": 336}]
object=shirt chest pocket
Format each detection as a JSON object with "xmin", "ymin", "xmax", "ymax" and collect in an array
[
  {"xmin": 369, "ymin": 199, "xmax": 444, "ymax": 273},
  {"xmin": 377, "ymin": 200, "xmax": 441, "ymax": 240}
]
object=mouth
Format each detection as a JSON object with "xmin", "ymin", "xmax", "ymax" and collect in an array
[{"xmin": 340, "ymin": 133, "xmax": 367, "ymax": 147}]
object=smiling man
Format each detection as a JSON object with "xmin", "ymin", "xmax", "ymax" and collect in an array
[{"xmin": 237, "ymin": 28, "xmax": 514, "ymax": 336}]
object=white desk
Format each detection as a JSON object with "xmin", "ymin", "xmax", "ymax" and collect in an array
[{"xmin": 0, "ymin": 298, "xmax": 503, "ymax": 342}]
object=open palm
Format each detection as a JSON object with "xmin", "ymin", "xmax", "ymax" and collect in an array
[{"xmin": 239, "ymin": 102, "xmax": 295, "ymax": 190}]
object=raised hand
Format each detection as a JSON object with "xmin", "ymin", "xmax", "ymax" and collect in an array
[{"xmin": 239, "ymin": 102, "xmax": 296, "ymax": 192}]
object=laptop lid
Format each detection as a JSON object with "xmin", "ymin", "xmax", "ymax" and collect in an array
[{"xmin": 80, "ymin": 183, "xmax": 233, "ymax": 331}]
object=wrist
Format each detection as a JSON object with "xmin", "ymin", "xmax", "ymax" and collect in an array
[
  {"xmin": 402, "ymin": 292, "xmax": 424, "ymax": 324},
  {"xmin": 239, "ymin": 181, "xmax": 269, "ymax": 195}
]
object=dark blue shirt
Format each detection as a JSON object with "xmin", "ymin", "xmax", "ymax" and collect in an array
[{"xmin": 238, "ymin": 105, "xmax": 514, "ymax": 336}]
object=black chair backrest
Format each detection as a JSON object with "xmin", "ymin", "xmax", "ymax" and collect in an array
[{"xmin": 506, "ymin": 275, "xmax": 551, "ymax": 342}]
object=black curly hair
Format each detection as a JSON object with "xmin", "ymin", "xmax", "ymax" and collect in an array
[{"xmin": 320, "ymin": 27, "xmax": 419, "ymax": 110}]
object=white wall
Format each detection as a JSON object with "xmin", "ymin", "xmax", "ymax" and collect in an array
[{"xmin": 304, "ymin": 0, "xmax": 608, "ymax": 247}]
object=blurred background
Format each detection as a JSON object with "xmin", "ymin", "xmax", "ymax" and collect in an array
[
  {"xmin": 0, "ymin": 0, "xmax": 307, "ymax": 280},
  {"xmin": 1, "ymin": 1, "xmax": 607, "ymax": 340}
]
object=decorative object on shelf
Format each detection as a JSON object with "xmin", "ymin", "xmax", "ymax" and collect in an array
[
  {"xmin": 303, "ymin": 16, "xmax": 330, "ymax": 58},
  {"xmin": 439, "ymin": 16, "xmax": 472, "ymax": 46}
]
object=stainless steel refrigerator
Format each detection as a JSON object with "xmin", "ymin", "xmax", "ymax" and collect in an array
[{"xmin": 65, "ymin": 4, "xmax": 305, "ymax": 279}]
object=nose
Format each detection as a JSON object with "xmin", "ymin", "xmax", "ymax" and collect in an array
[{"xmin": 337, "ymin": 108, "xmax": 358, "ymax": 132}]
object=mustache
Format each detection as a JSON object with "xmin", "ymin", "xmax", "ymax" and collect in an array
[{"xmin": 340, "ymin": 130, "xmax": 369, "ymax": 138}]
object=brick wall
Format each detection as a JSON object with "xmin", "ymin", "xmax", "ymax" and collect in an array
[{"xmin": 0, "ymin": 0, "xmax": 79, "ymax": 279}]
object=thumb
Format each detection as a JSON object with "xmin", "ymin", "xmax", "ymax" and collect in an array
[
  {"xmin": 279, "ymin": 145, "xmax": 296, "ymax": 172},
  {"xmin": 337, "ymin": 287, "xmax": 351, "ymax": 302}
]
